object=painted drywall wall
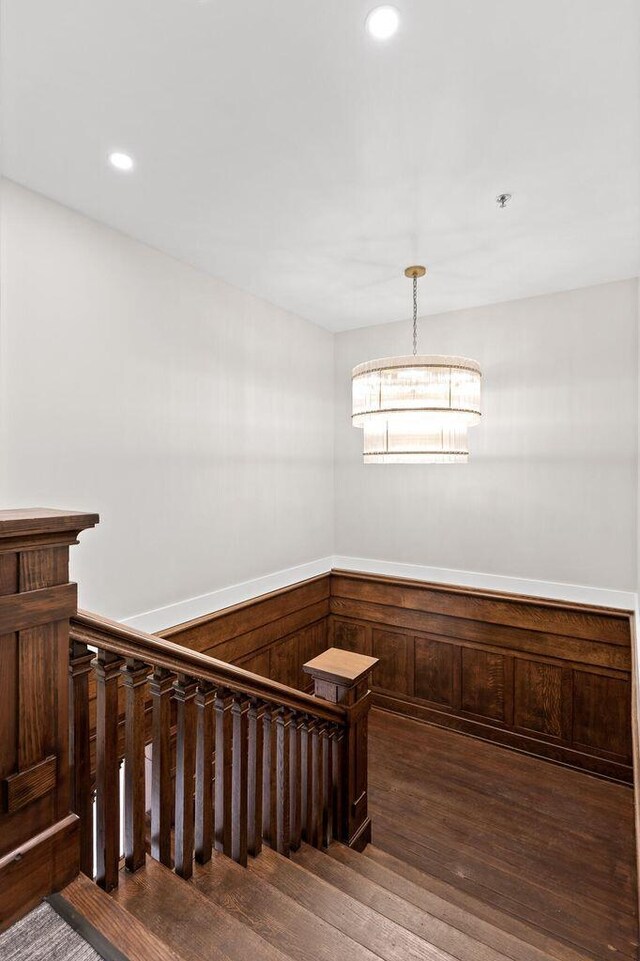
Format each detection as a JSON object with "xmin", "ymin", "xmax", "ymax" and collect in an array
[
  {"xmin": 0, "ymin": 180, "xmax": 334, "ymax": 620},
  {"xmin": 334, "ymin": 280, "xmax": 639, "ymax": 592}
]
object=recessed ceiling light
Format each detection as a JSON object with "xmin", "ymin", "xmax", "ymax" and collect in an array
[
  {"xmin": 108, "ymin": 151, "xmax": 134, "ymax": 172},
  {"xmin": 365, "ymin": 5, "xmax": 400, "ymax": 41}
]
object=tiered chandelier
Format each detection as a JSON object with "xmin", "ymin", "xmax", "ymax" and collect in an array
[{"xmin": 352, "ymin": 266, "xmax": 482, "ymax": 464}]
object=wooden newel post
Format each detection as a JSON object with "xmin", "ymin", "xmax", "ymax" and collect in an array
[
  {"xmin": 0, "ymin": 508, "xmax": 98, "ymax": 928},
  {"xmin": 303, "ymin": 647, "xmax": 378, "ymax": 852}
]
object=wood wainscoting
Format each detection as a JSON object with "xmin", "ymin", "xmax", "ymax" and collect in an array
[
  {"xmin": 161, "ymin": 573, "xmax": 329, "ymax": 690},
  {"xmin": 328, "ymin": 571, "xmax": 634, "ymax": 783},
  {"xmin": 158, "ymin": 569, "xmax": 634, "ymax": 784}
]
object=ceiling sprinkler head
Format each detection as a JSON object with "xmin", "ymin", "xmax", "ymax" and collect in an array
[{"xmin": 496, "ymin": 193, "xmax": 512, "ymax": 208}]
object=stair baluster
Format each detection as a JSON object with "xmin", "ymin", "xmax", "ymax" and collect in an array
[
  {"xmin": 122, "ymin": 658, "xmax": 148, "ymax": 873},
  {"xmin": 289, "ymin": 713, "xmax": 302, "ymax": 852},
  {"xmin": 173, "ymin": 674, "xmax": 198, "ymax": 879},
  {"xmin": 274, "ymin": 708, "xmax": 291, "ymax": 856},
  {"xmin": 149, "ymin": 667, "xmax": 174, "ymax": 868},
  {"xmin": 94, "ymin": 648, "xmax": 124, "ymax": 892},
  {"xmin": 247, "ymin": 697, "xmax": 263, "ymax": 857},
  {"xmin": 195, "ymin": 680, "xmax": 215, "ymax": 864},
  {"xmin": 299, "ymin": 714, "xmax": 310, "ymax": 844},
  {"xmin": 321, "ymin": 723, "xmax": 332, "ymax": 847},
  {"xmin": 69, "ymin": 638, "xmax": 94, "ymax": 878},
  {"xmin": 261, "ymin": 703, "xmax": 274, "ymax": 847},
  {"xmin": 230, "ymin": 693, "xmax": 249, "ymax": 865},
  {"xmin": 309, "ymin": 718, "xmax": 322, "ymax": 848},
  {"xmin": 214, "ymin": 687, "xmax": 232, "ymax": 856},
  {"xmin": 331, "ymin": 725, "xmax": 345, "ymax": 843}
]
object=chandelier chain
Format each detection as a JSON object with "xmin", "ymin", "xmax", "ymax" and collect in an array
[{"xmin": 412, "ymin": 275, "xmax": 418, "ymax": 356}]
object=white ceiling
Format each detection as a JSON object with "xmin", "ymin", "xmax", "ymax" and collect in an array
[{"xmin": 3, "ymin": 0, "xmax": 639, "ymax": 331}]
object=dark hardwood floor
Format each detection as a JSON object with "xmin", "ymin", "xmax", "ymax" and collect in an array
[{"xmin": 368, "ymin": 708, "xmax": 638, "ymax": 961}]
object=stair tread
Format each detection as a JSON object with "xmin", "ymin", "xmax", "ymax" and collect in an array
[
  {"xmin": 59, "ymin": 872, "xmax": 183, "ymax": 961},
  {"xmin": 290, "ymin": 843, "xmax": 519, "ymax": 961},
  {"xmin": 193, "ymin": 849, "xmax": 383, "ymax": 961},
  {"xmin": 254, "ymin": 845, "xmax": 468, "ymax": 961},
  {"xmin": 111, "ymin": 857, "xmax": 291, "ymax": 961},
  {"xmin": 359, "ymin": 845, "xmax": 599, "ymax": 961}
]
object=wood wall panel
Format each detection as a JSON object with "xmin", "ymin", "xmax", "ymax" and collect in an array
[
  {"xmin": 572, "ymin": 671, "xmax": 631, "ymax": 759},
  {"xmin": 372, "ymin": 629, "xmax": 411, "ymax": 696},
  {"xmin": 332, "ymin": 619, "xmax": 369, "ymax": 656},
  {"xmin": 329, "ymin": 571, "xmax": 634, "ymax": 783},
  {"xmin": 460, "ymin": 648, "xmax": 508, "ymax": 722},
  {"xmin": 414, "ymin": 637, "xmax": 457, "ymax": 707},
  {"xmin": 514, "ymin": 660, "xmax": 563, "ymax": 738}
]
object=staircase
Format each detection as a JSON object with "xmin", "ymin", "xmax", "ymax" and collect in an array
[
  {"xmin": 59, "ymin": 611, "xmax": 620, "ymax": 961},
  {"xmin": 56, "ymin": 839, "xmax": 594, "ymax": 961},
  {"xmin": 2, "ymin": 509, "xmax": 634, "ymax": 961}
]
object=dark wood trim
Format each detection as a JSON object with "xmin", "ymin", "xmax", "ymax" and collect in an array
[
  {"xmin": 331, "ymin": 568, "xmax": 634, "ymax": 623},
  {"xmin": 0, "ymin": 814, "xmax": 80, "ymax": 931},
  {"xmin": 0, "ymin": 583, "xmax": 77, "ymax": 635},
  {"xmin": 161, "ymin": 574, "xmax": 329, "ymax": 645},
  {"xmin": 0, "ymin": 509, "xmax": 98, "ymax": 540},
  {"xmin": 0, "ymin": 508, "xmax": 97, "ymax": 927},
  {"xmin": 2, "ymin": 755, "xmax": 57, "ymax": 814}
]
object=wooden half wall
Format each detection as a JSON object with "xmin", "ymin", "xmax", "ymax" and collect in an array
[
  {"xmin": 161, "ymin": 573, "xmax": 329, "ymax": 689},
  {"xmin": 329, "ymin": 571, "xmax": 634, "ymax": 783},
  {"xmin": 161, "ymin": 569, "xmax": 634, "ymax": 784}
]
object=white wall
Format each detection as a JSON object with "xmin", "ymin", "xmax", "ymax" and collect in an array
[
  {"xmin": 0, "ymin": 180, "xmax": 334, "ymax": 621},
  {"xmin": 334, "ymin": 280, "xmax": 639, "ymax": 593},
  {"xmin": 1, "ymin": 180, "xmax": 637, "ymax": 623}
]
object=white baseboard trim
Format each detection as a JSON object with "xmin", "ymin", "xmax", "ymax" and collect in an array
[
  {"xmin": 332, "ymin": 555, "xmax": 637, "ymax": 611},
  {"xmin": 122, "ymin": 553, "xmax": 637, "ymax": 634},
  {"xmin": 122, "ymin": 556, "xmax": 334, "ymax": 634}
]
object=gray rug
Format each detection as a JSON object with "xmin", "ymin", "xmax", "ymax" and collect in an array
[{"xmin": 0, "ymin": 902, "xmax": 103, "ymax": 961}]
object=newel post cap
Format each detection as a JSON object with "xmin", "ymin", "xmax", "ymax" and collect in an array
[
  {"xmin": 303, "ymin": 647, "xmax": 378, "ymax": 706},
  {"xmin": 0, "ymin": 508, "xmax": 99, "ymax": 551}
]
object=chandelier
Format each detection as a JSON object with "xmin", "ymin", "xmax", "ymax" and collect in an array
[{"xmin": 352, "ymin": 266, "xmax": 482, "ymax": 464}]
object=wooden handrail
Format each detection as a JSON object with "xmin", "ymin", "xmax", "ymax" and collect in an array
[{"xmin": 71, "ymin": 609, "xmax": 346, "ymax": 724}]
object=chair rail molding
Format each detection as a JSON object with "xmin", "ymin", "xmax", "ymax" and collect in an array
[
  {"xmin": 332, "ymin": 556, "xmax": 637, "ymax": 612},
  {"xmin": 123, "ymin": 557, "xmax": 334, "ymax": 634},
  {"xmin": 122, "ymin": 555, "xmax": 636, "ymax": 637}
]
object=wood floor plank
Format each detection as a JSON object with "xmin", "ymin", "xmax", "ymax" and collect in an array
[
  {"xmin": 111, "ymin": 859, "xmax": 290, "ymax": 961},
  {"xmin": 369, "ymin": 733, "xmax": 635, "ymax": 871},
  {"xmin": 367, "ymin": 710, "xmax": 638, "ymax": 961},
  {"xmin": 370, "ymin": 718, "xmax": 633, "ymax": 849},
  {"xmin": 368, "ymin": 777, "xmax": 636, "ymax": 915},
  {"xmin": 370, "ymin": 812, "xmax": 636, "ymax": 959}
]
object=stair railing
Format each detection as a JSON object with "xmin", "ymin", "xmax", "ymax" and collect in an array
[{"xmin": 69, "ymin": 609, "xmax": 377, "ymax": 892}]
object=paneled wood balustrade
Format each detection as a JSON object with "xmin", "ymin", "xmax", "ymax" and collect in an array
[{"xmin": 69, "ymin": 610, "xmax": 377, "ymax": 891}]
